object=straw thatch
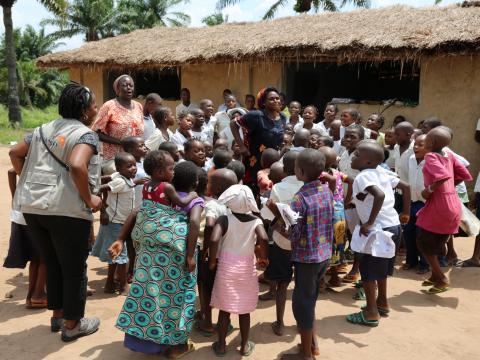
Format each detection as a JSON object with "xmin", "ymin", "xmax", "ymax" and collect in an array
[{"xmin": 37, "ymin": 4, "xmax": 480, "ymax": 69}]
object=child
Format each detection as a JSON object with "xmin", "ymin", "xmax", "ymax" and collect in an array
[
  {"xmin": 158, "ymin": 141, "xmax": 180, "ymax": 163},
  {"xmin": 273, "ymin": 149, "xmax": 333, "ymax": 360},
  {"xmin": 403, "ymin": 134, "xmax": 430, "ymax": 273},
  {"xmin": 318, "ymin": 103, "xmax": 339, "ymax": 134},
  {"xmin": 145, "ymin": 106, "xmax": 175, "ymax": 151},
  {"xmin": 183, "ymin": 138, "xmax": 206, "ymax": 169},
  {"xmin": 4, "ymin": 169, "xmax": 47, "ymax": 310},
  {"xmin": 92, "ymin": 152, "xmax": 139, "ymax": 294},
  {"xmin": 384, "ymin": 127, "xmax": 396, "ymax": 171},
  {"xmin": 393, "ymin": 121, "xmax": 414, "ymax": 186},
  {"xmin": 257, "ymin": 148, "xmax": 281, "ymax": 196},
  {"xmin": 281, "ymin": 133, "xmax": 294, "ymax": 154},
  {"xmin": 294, "ymin": 105, "xmax": 325, "ymax": 135},
  {"xmin": 204, "ymin": 141, "xmax": 214, "ymax": 159},
  {"xmin": 197, "ymin": 169, "xmax": 239, "ymax": 336},
  {"xmin": 318, "ymin": 135, "xmax": 334, "ymax": 149},
  {"xmin": 264, "ymin": 151, "xmax": 303, "ymax": 336},
  {"xmin": 226, "ymin": 161, "xmax": 246, "ymax": 184},
  {"xmin": 347, "ymin": 140, "xmax": 410, "ymax": 327},
  {"xmin": 289, "ymin": 128, "xmax": 310, "ymax": 153},
  {"xmin": 204, "ymin": 138, "xmax": 229, "ymax": 171},
  {"xmin": 199, "ymin": 99, "xmax": 217, "ymax": 143},
  {"xmin": 340, "ymin": 108, "xmax": 363, "ymax": 139},
  {"xmin": 416, "ymin": 127, "xmax": 472, "ymax": 293},
  {"xmin": 245, "ymin": 94, "xmax": 256, "ymax": 111},
  {"xmin": 209, "ymin": 185, "xmax": 269, "ymax": 357},
  {"xmin": 171, "ymin": 112, "xmax": 193, "ymax": 152},
  {"xmin": 206, "ymin": 150, "xmax": 233, "ymax": 196},
  {"xmin": 366, "ymin": 113, "xmax": 386, "ymax": 146},
  {"xmin": 287, "ymin": 101, "xmax": 303, "ymax": 126},
  {"xmin": 190, "ymin": 109, "xmax": 209, "ymax": 143},
  {"xmin": 329, "ymin": 119, "xmax": 344, "ymax": 155},
  {"xmin": 231, "ymin": 138, "xmax": 243, "ymax": 162},
  {"xmin": 309, "ymin": 133, "xmax": 320, "ymax": 150}
]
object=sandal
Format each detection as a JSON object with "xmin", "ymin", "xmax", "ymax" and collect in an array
[
  {"xmin": 240, "ymin": 341, "xmax": 255, "ymax": 357},
  {"xmin": 346, "ymin": 311, "xmax": 379, "ymax": 327},
  {"xmin": 167, "ymin": 342, "xmax": 195, "ymax": 359},
  {"xmin": 271, "ymin": 321, "xmax": 284, "ymax": 336},
  {"xmin": 425, "ymin": 286, "xmax": 450, "ymax": 295},
  {"xmin": 421, "ymin": 279, "xmax": 435, "ymax": 287},
  {"xmin": 342, "ymin": 273, "xmax": 359, "ymax": 283},
  {"xmin": 27, "ymin": 298, "xmax": 48, "ymax": 309},
  {"xmin": 212, "ymin": 341, "xmax": 226, "ymax": 357},
  {"xmin": 461, "ymin": 259, "xmax": 480, "ymax": 268},
  {"xmin": 353, "ymin": 288, "xmax": 366, "ymax": 301},
  {"xmin": 361, "ymin": 305, "xmax": 390, "ymax": 317}
]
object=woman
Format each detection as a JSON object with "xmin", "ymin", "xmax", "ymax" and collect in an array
[
  {"xmin": 9, "ymin": 82, "xmax": 102, "ymax": 341},
  {"xmin": 92, "ymin": 74, "xmax": 144, "ymax": 174},
  {"xmin": 231, "ymin": 87, "xmax": 286, "ymax": 190}
]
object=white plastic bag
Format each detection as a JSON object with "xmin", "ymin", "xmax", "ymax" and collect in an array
[{"xmin": 460, "ymin": 203, "xmax": 480, "ymax": 237}]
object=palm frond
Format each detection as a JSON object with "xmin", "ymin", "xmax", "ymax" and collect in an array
[
  {"xmin": 263, "ymin": 0, "xmax": 289, "ymax": 19},
  {"xmin": 216, "ymin": 0, "xmax": 242, "ymax": 10}
]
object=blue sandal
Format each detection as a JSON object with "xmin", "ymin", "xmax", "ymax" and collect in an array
[{"xmin": 346, "ymin": 311, "xmax": 379, "ymax": 327}]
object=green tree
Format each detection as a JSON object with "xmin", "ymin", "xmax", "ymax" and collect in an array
[
  {"xmin": 116, "ymin": 0, "xmax": 191, "ymax": 34},
  {"xmin": 41, "ymin": 0, "xmax": 117, "ymax": 42},
  {"xmin": 216, "ymin": 0, "xmax": 370, "ymax": 19},
  {"xmin": 1, "ymin": 0, "xmax": 66, "ymax": 126},
  {"xmin": 201, "ymin": 12, "xmax": 228, "ymax": 26}
]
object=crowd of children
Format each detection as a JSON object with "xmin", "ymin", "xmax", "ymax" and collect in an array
[{"xmin": 6, "ymin": 83, "xmax": 479, "ymax": 360}]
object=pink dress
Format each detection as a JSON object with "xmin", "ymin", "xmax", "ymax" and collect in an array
[
  {"xmin": 416, "ymin": 152, "xmax": 472, "ymax": 235},
  {"xmin": 210, "ymin": 214, "xmax": 262, "ymax": 314}
]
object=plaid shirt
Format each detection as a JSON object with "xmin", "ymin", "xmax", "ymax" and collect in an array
[{"xmin": 289, "ymin": 180, "xmax": 334, "ymax": 263}]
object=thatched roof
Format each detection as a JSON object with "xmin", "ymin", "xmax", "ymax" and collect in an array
[{"xmin": 37, "ymin": 4, "xmax": 480, "ymax": 69}]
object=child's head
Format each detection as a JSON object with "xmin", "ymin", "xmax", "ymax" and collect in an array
[
  {"xmin": 425, "ymin": 126, "xmax": 451, "ymax": 153},
  {"xmin": 189, "ymin": 109, "xmax": 205, "ymax": 129},
  {"xmin": 178, "ymin": 113, "xmax": 193, "ymax": 132},
  {"xmin": 122, "ymin": 136, "xmax": 147, "ymax": 161},
  {"xmin": 421, "ymin": 117, "xmax": 442, "ymax": 134},
  {"xmin": 225, "ymin": 94, "xmax": 237, "ymax": 110},
  {"xmin": 289, "ymin": 101, "xmax": 301, "ymax": 117},
  {"xmin": 284, "ymin": 123, "xmax": 295, "ymax": 136},
  {"xmin": 329, "ymin": 119, "xmax": 342, "ymax": 140},
  {"xmin": 231, "ymin": 139, "xmax": 242, "ymax": 157},
  {"xmin": 309, "ymin": 134, "xmax": 320, "ymax": 150},
  {"xmin": 384, "ymin": 127, "xmax": 396, "ymax": 146},
  {"xmin": 319, "ymin": 146, "xmax": 337, "ymax": 170},
  {"xmin": 294, "ymin": 129, "xmax": 310, "ymax": 148},
  {"xmin": 318, "ymin": 135, "xmax": 334, "ymax": 148},
  {"xmin": 302, "ymin": 105, "xmax": 318, "ymax": 125},
  {"xmin": 412, "ymin": 128, "xmax": 423, "ymax": 140},
  {"xmin": 245, "ymin": 94, "xmax": 256, "ymax": 110},
  {"xmin": 351, "ymin": 140, "xmax": 385, "ymax": 171},
  {"xmin": 114, "ymin": 152, "xmax": 137, "ymax": 179},
  {"xmin": 144, "ymin": 93, "xmax": 162, "ymax": 116},
  {"xmin": 283, "ymin": 151, "xmax": 298, "ymax": 176},
  {"xmin": 144, "ymin": 150, "xmax": 174, "ymax": 182},
  {"xmin": 394, "ymin": 121, "xmax": 414, "ymax": 145},
  {"xmin": 324, "ymin": 103, "xmax": 338, "ymax": 122},
  {"xmin": 260, "ymin": 148, "xmax": 280, "ymax": 169},
  {"xmin": 226, "ymin": 161, "xmax": 245, "ymax": 183},
  {"xmin": 295, "ymin": 149, "xmax": 325, "ymax": 182},
  {"xmin": 227, "ymin": 107, "xmax": 247, "ymax": 122},
  {"xmin": 213, "ymin": 149, "xmax": 233, "ymax": 169},
  {"xmin": 199, "ymin": 99, "xmax": 214, "ymax": 118},
  {"xmin": 218, "ymin": 184, "xmax": 259, "ymax": 214},
  {"xmin": 180, "ymin": 88, "xmax": 190, "ymax": 104},
  {"xmin": 209, "ymin": 168, "xmax": 238, "ymax": 198},
  {"xmin": 214, "ymin": 138, "xmax": 229, "ymax": 151},
  {"xmin": 153, "ymin": 106, "xmax": 175, "ymax": 128},
  {"xmin": 269, "ymin": 162, "xmax": 286, "ymax": 184},
  {"xmin": 393, "ymin": 115, "xmax": 406, "ymax": 127},
  {"xmin": 184, "ymin": 139, "xmax": 206, "ymax": 167},
  {"xmin": 413, "ymin": 134, "xmax": 428, "ymax": 160},
  {"xmin": 343, "ymin": 124, "xmax": 365, "ymax": 151},
  {"xmin": 158, "ymin": 142, "xmax": 180, "ymax": 162},
  {"xmin": 204, "ymin": 141, "xmax": 213, "ymax": 158},
  {"xmin": 341, "ymin": 108, "xmax": 361, "ymax": 128},
  {"xmin": 172, "ymin": 161, "xmax": 198, "ymax": 193},
  {"xmin": 366, "ymin": 113, "xmax": 385, "ymax": 132}
]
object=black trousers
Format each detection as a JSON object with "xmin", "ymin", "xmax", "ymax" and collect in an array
[{"xmin": 24, "ymin": 214, "xmax": 91, "ymax": 321}]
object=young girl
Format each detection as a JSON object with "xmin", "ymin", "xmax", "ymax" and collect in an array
[
  {"xmin": 183, "ymin": 138, "xmax": 207, "ymax": 169},
  {"xmin": 318, "ymin": 103, "xmax": 339, "ymax": 134},
  {"xmin": 145, "ymin": 106, "xmax": 175, "ymax": 151},
  {"xmin": 209, "ymin": 184, "xmax": 268, "ymax": 357},
  {"xmin": 171, "ymin": 112, "xmax": 193, "ymax": 152},
  {"xmin": 287, "ymin": 101, "xmax": 303, "ymax": 126},
  {"xmin": 366, "ymin": 113, "xmax": 386, "ymax": 146},
  {"xmin": 294, "ymin": 105, "xmax": 325, "ymax": 135},
  {"xmin": 416, "ymin": 127, "xmax": 472, "ymax": 294}
]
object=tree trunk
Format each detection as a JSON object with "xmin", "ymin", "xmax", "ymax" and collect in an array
[{"xmin": 2, "ymin": 5, "xmax": 22, "ymax": 126}]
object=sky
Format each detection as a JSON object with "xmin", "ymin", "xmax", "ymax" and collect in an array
[{"xmin": 1, "ymin": 0, "xmax": 459, "ymax": 52}]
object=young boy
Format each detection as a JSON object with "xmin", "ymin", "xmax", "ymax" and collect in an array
[
  {"xmin": 290, "ymin": 129, "xmax": 310, "ymax": 152},
  {"xmin": 393, "ymin": 121, "xmax": 414, "ymax": 186},
  {"xmin": 347, "ymin": 140, "xmax": 410, "ymax": 326},
  {"xmin": 190, "ymin": 109, "xmax": 209, "ymax": 143},
  {"xmin": 158, "ymin": 141, "xmax": 180, "ymax": 163},
  {"xmin": 142, "ymin": 93, "xmax": 162, "ymax": 141},
  {"xmin": 199, "ymin": 99, "xmax": 217, "ymax": 143},
  {"xmin": 366, "ymin": 113, "xmax": 386, "ymax": 146},
  {"xmin": 257, "ymin": 148, "xmax": 281, "ymax": 196},
  {"xmin": 273, "ymin": 149, "xmax": 334, "ymax": 360},
  {"xmin": 264, "ymin": 151, "xmax": 303, "ymax": 337},
  {"xmin": 170, "ymin": 112, "xmax": 193, "ymax": 153},
  {"xmin": 287, "ymin": 101, "xmax": 303, "ymax": 126},
  {"xmin": 329, "ymin": 119, "xmax": 344, "ymax": 156}
]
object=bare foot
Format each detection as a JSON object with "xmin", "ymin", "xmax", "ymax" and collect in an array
[{"xmin": 271, "ymin": 321, "xmax": 284, "ymax": 336}]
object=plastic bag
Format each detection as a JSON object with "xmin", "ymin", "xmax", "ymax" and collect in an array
[{"xmin": 460, "ymin": 203, "xmax": 480, "ymax": 237}]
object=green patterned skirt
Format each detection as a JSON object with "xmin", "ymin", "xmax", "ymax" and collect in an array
[{"xmin": 116, "ymin": 200, "xmax": 197, "ymax": 345}]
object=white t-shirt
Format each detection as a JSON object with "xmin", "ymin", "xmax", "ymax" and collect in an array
[
  {"xmin": 333, "ymin": 141, "xmax": 344, "ymax": 157},
  {"xmin": 170, "ymin": 130, "xmax": 191, "ymax": 151},
  {"xmin": 203, "ymin": 116, "xmax": 217, "ymax": 144},
  {"xmin": 394, "ymin": 142, "xmax": 414, "ymax": 183},
  {"xmin": 352, "ymin": 168, "xmax": 400, "ymax": 228},
  {"xmin": 145, "ymin": 128, "xmax": 174, "ymax": 151},
  {"xmin": 214, "ymin": 111, "xmax": 231, "ymax": 135},
  {"xmin": 134, "ymin": 161, "xmax": 148, "ymax": 209},
  {"xmin": 191, "ymin": 130, "xmax": 209, "ymax": 143},
  {"xmin": 106, "ymin": 172, "xmax": 136, "ymax": 224},
  {"xmin": 143, "ymin": 115, "xmax": 156, "ymax": 141},
  {"xmin": 205, "ymin": 199, "xmax": 229, "ymax": 220},
  {"xmin": 407, "ymin": 154, "xmax": 425, "ymax": 203},
  {"xmin": 293, "ymin": 122, "xmax": 328, "ymax": 136},
  {"xmin": 338, "ymin": 150, "xmax": 359, "ymax": 180},
  {"xmin": 175, "ymin": 102, "xmax": 198, "ymax": 117},
  {"xmin": 444, "ymin": 147, "xmax": 469, "ymax": 196},
  {"xmin": 286, "ymin": 116, "xmax": 303, "ymax": 126}
]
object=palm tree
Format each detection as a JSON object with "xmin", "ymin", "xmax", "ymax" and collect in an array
[
  {"xmin": 217, "ymin": 0, "xmax": 370, "ymax": 20},
  {"xmin": 202, "ymin": 12, "xmax": 228, "ymax": 26},
  {"xmin": 41, "ymin": 0, "xmax": 117, "ymax": 42},
  {"xmin": 18, "ymin": 25, "xmax": 65, "ymax": 60},
  {"xmin": 116, "ymin": 0, "xmax": 191, "ymax": 34},
  {"xmin": 1, "ymin": 0, "xmax": 66, "ymax": 126}
]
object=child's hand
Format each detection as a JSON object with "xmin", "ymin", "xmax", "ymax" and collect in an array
[
  {"xmin": 208, "ymin": 259, "xmax": 217, "ymax": 271},
  {"xmin": 188, "ymin": 191, "xmax": 198, "ymax": 199},
  {"xmin": 100, "ymin": 210, "xmax": 109, "ymax": 226},
  {"xmin": 134, "ymin": 177, "xmax": 149, "ymax": 186},
  {"xmin": 256, "ymin": 258, "xmax": 269, "ymax": 269},
  {"xmin": 421, "ymin": 188, "xmax": 432, "ymax": 200},
  {"xmin": 360, "ymin": 223, "xmax": 373, "ymax": 236},
  {"xmin": 399, "ymin": 213, "xmax": 410, "ymax": 225},
  {"xmin": 185, "ymin": 256, "xmax": 196, "ymax": 272},
  {"xmin": 108, "ymin": 240, "xmax": 124, "ymax": 260}
]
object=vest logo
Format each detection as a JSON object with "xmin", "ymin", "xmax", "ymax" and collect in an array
[{"xmin": 56, "ymin": 135, "xmax": 66, "ymax": 148}]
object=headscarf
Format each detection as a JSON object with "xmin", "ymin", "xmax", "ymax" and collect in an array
[
  {"xmin": 218, "ymin": 184, "xmax": 259, "ymax": 214},
  {"xmin": 113, "ymin": 74, "xmax": 132, "ymax": 96},
  {"xmin": 256, "ymin": 86, "xmax": 279, "ymax": 110},
  {"xmin": 227, "ymin": 107, "xmax": 248, "ymax": 120}
]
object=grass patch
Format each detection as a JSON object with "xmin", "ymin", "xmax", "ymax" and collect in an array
[{"xmin": 0, "ymin": 105, "xmax": 59, "ymax": 144}]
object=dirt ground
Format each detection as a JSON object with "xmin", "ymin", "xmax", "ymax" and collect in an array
[{"xmin": 1, "ymin": 145, "xmax": 479, "ymax": 360}]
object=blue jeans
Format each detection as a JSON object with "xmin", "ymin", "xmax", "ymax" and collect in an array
[{"xmin": 403, "ymin": 201, "xmax": 429, "ymax": 270}]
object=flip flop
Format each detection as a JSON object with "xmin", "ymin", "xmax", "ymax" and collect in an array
[
  {"xmin": 346, "ymin": 311, "xmax": 379, "ymax": 327},
  {"xmin": 353, "ymin": 288, "xmax": 366, "ymax": 301},
  {"xmin": 211, "ymin": 341, "xmax": 226, "ymax": 357},
  {"xmin": 361, "ymin": 305, "xmax": 390, "ymax": 317},
  {"xmin": 461, "ymin": 259, "xmax": 480, "ymax": 268},
  {"xmin": 167, "ymin": 342, "xmax": 195, "ymax": 359},
  {"xmin": 421, "ymin": 279, "xmax": 435, "ymax": 287},
  {"xmin": 425, "ymin": 286, "xmax": 451, "ymax": 295},
  {"xmin": 27, "ymin": 299, "xmax": 48, "ymax": 309},
  {"xmin": 240, "ymin": 341, "xmax": 255, "ymax": 357}
]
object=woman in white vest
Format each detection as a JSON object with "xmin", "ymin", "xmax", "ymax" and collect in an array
[{"xmin": 9, "ymin": 82, "xmax": 102, "ymax": 342}]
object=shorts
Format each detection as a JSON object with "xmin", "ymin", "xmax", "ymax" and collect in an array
[
  {"xmin": 416, "ymin": 228, "xmax": 450, "ymax": 256},
  {"xmin": 359, "ymin": 225, "xmax": 401, "ymax": 281},
  {"xmin": 265, "ymin": 243, "xmax": 293, "ymax": 283},
  {"xmin": 3, "ymin": 222, "xmax": 41, "ymax": 269},
  {"xmin": 292, "ymin": 260, "xmax": 329, "ymax": 330}
]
